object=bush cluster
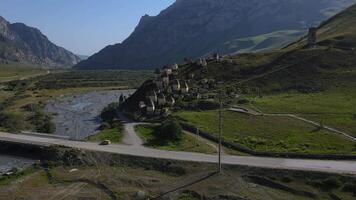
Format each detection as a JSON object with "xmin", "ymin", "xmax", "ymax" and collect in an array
[
  {"xmin": 0, "ymin": 112, "xmax": 24, "ymax": 132},
  {"xmin": 101, "ymin": 103, "xmax": 120, "ymax": 124},
  {"xmin": 21, "ymin": 103, "xmax": 56, "ymax": 134},
  {"xmin": 158, "ymin": 119, "xmax": 183, "ymax": 141}
]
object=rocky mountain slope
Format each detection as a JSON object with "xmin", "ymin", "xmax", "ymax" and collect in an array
[
  {"xmin": 76, "ymin": 0, "xmax": 356, "ymax": 69},
  {"xmin": 0, "ymin": 16, "xmax": 80, "ymax": 68}
]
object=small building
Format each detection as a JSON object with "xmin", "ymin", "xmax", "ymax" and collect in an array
[
  {"xmin": 189, "ymin": 73, "xmax": 195, "ymax": 79},
  {"xmin": 196, "ymin": 58, "xmax": 207, "ymax": 67},
  {"xmin": 155, "ymin": 80, "xmax": 164, "ymax": 89},
  {"xmin": 202, "ymin": 58, "xmax": 208, "ymax": 67},
  {"xmin": 162, "ymin": 75, "xmax": 170, "ymax": 86},
  {"xmin": 213, "ymin": 53, "xmax": 220, "ymax": 61},
  {"xmin": 157, "ymin": 93, "xmax": 167, "ymax": 106},
  {"xmin": 172, "ymin": 79, "xmax": 181, "ymax": 91},
  {"xmin": 138, "ymin": 101, "xmax": 146, "ymax": 109},
  {"xmin": 167, "ymin": 96, "xmax": 175, "ymax": 106},
  {"xmin": 171, "ymin": 63, "xmax": 179, "ymax": 70},
  {"xmin": 146, "ymin": 99, "xmax": 155, "ymax": 114},
  {"xmin": 147, "ymin": 90, "xmax": 158, "ymax": 102},
  {"xmin": 162, "ymin": 66, "xmax": 173, "ymax": 75},
  {"xmin": 154, "ymin": 109, "xmax": 162, "ymax": 116},
  {"xmin": 181, "ymin": 82, "xmax": 189, "ymax": 94},
  {"xmin": 308, "ymin": 27, "xmax": 317, "ymax": 47},
  {"xmin": 161, "ymin": 107, "xmax": 170, "ymax": 116},
  {"xmin": 193, "ymin": 93, "xmax": 202, "ymax": 99},
  {"xmin": 201, "ymin": 78, "xmax": 209, "ymax": 84}
]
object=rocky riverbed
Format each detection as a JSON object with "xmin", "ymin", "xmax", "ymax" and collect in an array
[
  {"xmin": 0, "ymin": 155, "xmax": 35, "ymax": 174},
  {"xmin": 45, "ymin": 90, "xmax": 134, "ymax": 140}
]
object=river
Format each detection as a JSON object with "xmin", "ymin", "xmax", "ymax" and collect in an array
[
  {"xmin": 44, "ymin": 89, "xmax": 134, "ymax": 140},
  {"xmin": 0, "ymin": 155, "xmax": 35, "ymax": 174}
]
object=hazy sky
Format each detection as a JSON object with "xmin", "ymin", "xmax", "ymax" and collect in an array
[{"xmin": 0, "ymin": 0, "xmax": 175, "ymax": 55}]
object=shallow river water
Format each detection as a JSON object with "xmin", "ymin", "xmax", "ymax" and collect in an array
[
  {"xmin": 0, "ymin": 155, "xmax": 35, "ymax": 174},
  {"xmin": 45, "ymin": 89, "xmax": 134, "ymax": 140}
]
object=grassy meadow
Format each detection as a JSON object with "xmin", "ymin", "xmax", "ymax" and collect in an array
[
  {"xmin": 175, "ymin": 110, "xmax": 356, "ymax": 155},
  {"xmin": 86, "ymin": 128, "xmax": 123, "ymax": 144},
  {"xmin": 0, "ymin": 64, "xmax": 46, "ymax": 83},
  {"xmin": 249, "ymin": 88, "xmax": 356, "ymax": 137}
]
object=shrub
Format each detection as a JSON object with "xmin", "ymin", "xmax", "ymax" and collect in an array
[
  {"xmin": 99, "ymin": 122, "xmax": 111, "ymax": 130},
  {"xmin": 40, "ymin": 116, "xmax": 56, "ymax": 133},
  {"xmin": 31, "ymin": 109, "xmax": 56, "ymax": 134},
  {"xmin": 101, "ymin": 103, "xmax": 120, "ymax": 123},
  {"xmin": 237, "ymin": 99, "xmax": 249, "ymax": 104},
  {"xmin": 321, "ymin": 177, "xmax": 342, "ymax": 190},
  {"xmin": 159, "ymin": 119, "xmax": 183, "ymax": 141},
  {"xmin": 342, "ymin": 183, "xmax": 356, "ymax": 193},
  {"xmin": 0, "ymin": 112, "xmax": 24, "ymax": 132},
  {"xmin": 197, "ymin": 100, "xmax": 220, "ymax": 110}
]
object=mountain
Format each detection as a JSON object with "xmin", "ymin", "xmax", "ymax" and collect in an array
[
  {"xmin": 122, "ymin": 3, "xmax": 356, "ymax": 113},
  {"xmin": 0, "ymin": 16, "xmax": 81, "ymax": 68},
  {"xmin": 76, "ymin": 0, "xmax": 356, "ymax": 70}
]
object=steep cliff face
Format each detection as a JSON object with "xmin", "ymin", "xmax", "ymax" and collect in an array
[
  {"xmin": 0, "ymin": 16, "xmax": 80, "ymax": 68},
  {"xmin": 76, "ymin": 0, "xmax": 356, "ymax": 69}
]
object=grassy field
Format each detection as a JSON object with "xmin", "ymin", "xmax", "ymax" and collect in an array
[
  {"xmin": 0, "ymin": 64, "xmax": 46, "ymax": 83},
  {"xmin": 175, "ymin": 110, "xmax": 356, "ymax": 155},
  {"xmin": 86, "ymin": 128, "xmax": 123, "ymax": 144},
  {"xmin": 0, "ymin": 90, "xmax": 13, "ymax": 103},
  {"xmin": 33, "ymin": 70, "xmax": 153, "ymax": 89},
  {"xmin": 249, "ymin": 88, "xmax": 356, "ymax": 137},
  {"xmin": 135, "ymin": 125, "xmax": 216, "ymax": 154},
  {"xmin": 1, "ymin": 156, "xmax": 356, "ymax": 200}
]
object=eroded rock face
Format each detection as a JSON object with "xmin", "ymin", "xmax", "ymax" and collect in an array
[
  {"xmin": 0, "ymin": 16, "xmax": 80, "ymax": 68},
  {"xmin": 76, "ymin": 0, "xmax": 356, "ymax": 70}
]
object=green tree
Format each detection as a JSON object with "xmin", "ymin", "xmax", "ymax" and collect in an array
[
  {"xmin": 0, "ymin": 112, "xmax": 24, "ymax": 132},
  {"xmin": 159, "ymin": 119, "xmax": 183, "ymax": 140},
  {"xmin": 101, "ymin": 103, "xmax": 120, "ymax": 123}
]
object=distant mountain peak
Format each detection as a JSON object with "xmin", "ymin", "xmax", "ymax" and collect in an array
[{"xmin": 0, "ymin": 16, "xmax": 80, "ymax": 68}]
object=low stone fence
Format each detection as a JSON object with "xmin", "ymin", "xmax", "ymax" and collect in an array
[{"xmin": 180, "ymin": 122, "xmax": 356, "ymax": 160}]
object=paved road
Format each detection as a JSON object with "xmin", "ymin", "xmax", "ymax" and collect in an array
[{"xmin": 1, "ymin": 132, "xmax": 356, "ymax": 175}]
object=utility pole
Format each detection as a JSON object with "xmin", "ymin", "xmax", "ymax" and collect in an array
[{"xmin": 218, "ymin": 94, "xmax": 223, "ymax": 174}]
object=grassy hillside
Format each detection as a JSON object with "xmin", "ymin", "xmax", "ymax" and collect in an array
[
  {"xmin": 123, "ymin": 4, "xmax": 356, "ymax": 155},
  {"xmin": 219, "ymin": 30, "xmax": 306, "ymax": 54},
  {"xmin": 175, "ymin": 110, "xmax": 356, "ymax": 155}
]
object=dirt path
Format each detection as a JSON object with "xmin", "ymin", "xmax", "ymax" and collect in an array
[{"xmin": 122, "ymin": 122, "xmax": 145, "ymax": 147}]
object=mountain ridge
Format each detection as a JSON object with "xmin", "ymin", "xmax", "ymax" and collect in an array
[
  {"xmin": 0, "ymin": 16, "xmax": 81, "ymax": 68},
  {"xmin": 76, "ymin": 0, "xmax": 356, "ymax": 70}
]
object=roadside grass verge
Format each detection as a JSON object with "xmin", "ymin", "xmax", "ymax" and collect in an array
[
  {"xmin": 135, "ymin": 124, "xmax": 216, "ymax": 154},
  {"xmin": 86, "ymin": 128, "xmax": 123, "ymax": 144},
  {"xmin": 174, "ymin": 110, "xmax": 356, "ymax": 155}
]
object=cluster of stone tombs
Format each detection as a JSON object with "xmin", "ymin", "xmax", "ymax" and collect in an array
[{"xmin": 138, "ymin": 63, "xmax": 190, "ymax": 116}]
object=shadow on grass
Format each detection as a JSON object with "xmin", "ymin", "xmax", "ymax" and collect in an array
[{"xmin": 141, "ymin": 125, "xmax": 182, "ymax": 148}]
